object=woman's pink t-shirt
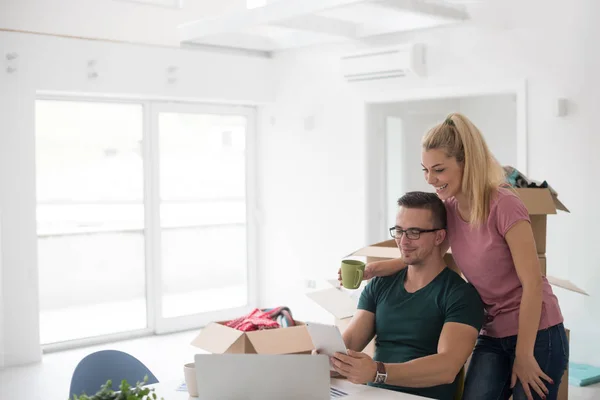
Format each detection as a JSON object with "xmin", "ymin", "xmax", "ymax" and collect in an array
[{"xmin": 445, "ymin": 187, "xmax": 563, "ymax": 338}]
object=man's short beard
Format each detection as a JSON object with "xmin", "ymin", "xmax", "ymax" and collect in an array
[{"xmin": 403, "ymin": 256, "xmax": 424, "ymax": 266}]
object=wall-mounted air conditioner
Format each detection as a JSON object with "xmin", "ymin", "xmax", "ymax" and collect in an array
[{"xmin": 340, "ymin": 43, "xmax": 426, "ymax": 82}]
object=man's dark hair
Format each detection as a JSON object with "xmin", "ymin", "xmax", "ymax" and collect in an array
[{"xmin": 397, "ymin": 191, "xmax": 447, "ymax": 229}]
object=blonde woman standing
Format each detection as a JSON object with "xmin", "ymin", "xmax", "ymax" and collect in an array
[{"xmin": 356, "ymin": 113, "xmax": 568, "ymax": 400}]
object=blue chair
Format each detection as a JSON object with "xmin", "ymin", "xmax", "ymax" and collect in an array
[{"xmin": 69, "ymin": 350, "xmax": 159, "ymax": 398}]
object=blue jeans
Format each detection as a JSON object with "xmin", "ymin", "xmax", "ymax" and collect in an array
[{"xmin": 463, "ymin": 323, "xmax": 569, "ymax": 400}]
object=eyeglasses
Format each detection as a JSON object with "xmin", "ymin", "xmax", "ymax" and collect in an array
[{"xmin": 389, "ymin": 226, "xmax": 444, "ymax": 240}]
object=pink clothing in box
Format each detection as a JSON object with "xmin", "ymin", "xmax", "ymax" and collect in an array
[{"xmin": 444, "ymin": 187, "xmax": 563, "ymax": 338}]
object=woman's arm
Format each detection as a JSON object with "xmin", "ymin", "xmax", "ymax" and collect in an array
[
  {"xmin": 337, "ymin": 257, "xmax": 406, "ymax": 284},
  {"xmin": 505, "ymin": 220, "xmax": 552, "ymax": 398},
  {"xmin": 367, "ymin": 258, "xmax": 406, "ymax": 278},
  {"xmin": 505, "ymin": 220, "xmax": 543, "ymax": 356},
  {"xmin": 338, "ymin": 232, "xmax": 452, "ymax": 282}
]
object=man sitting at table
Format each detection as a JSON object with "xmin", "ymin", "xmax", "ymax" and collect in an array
[{"xmin": 331, "ymin": 191, "xmax": 484, "ymax": 400}]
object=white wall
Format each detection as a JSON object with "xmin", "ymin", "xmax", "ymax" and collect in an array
[
  {"xmin": 393, "ymin": 99, "xmax": 460, "ymax": 194},
  {"xmin": 385, "ymin": 117, "xmax": 404, "ymax": 227},
  {"xmin": 0, "ymin": 209, "xmax": 3, "ymax": 369},
  {"xmin": 256, "ymin": 50, "xmax": 368, "ymax": 324},
  {"xmin": 459, "ymin": 94, "xmax": 517, "ymax": 167},
  {"xmin": 260, "ymin": 0, "xmax": 600, "ymax": 365},
  {"xmin": 0, "ymin": 30, "xmax": 274, "ymax": 367}
]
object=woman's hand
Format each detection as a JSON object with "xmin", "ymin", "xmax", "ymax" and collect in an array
[
  {"xmin": 337, "ymin": 263, "xmax": 376, "ymax": 286},
  {"xmin": 511, "ymin": 353, "xmax": 553, "ymax": 400}
]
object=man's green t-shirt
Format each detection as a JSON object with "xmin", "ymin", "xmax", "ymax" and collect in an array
[{"xmin": 358, "ymin": 267, "xmax": 484, "ymax": 400}]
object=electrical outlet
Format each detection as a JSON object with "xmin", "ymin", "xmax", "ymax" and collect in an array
[{"xmin": 306, "ymin": 279, "xmax": 316, "ymax": 289}]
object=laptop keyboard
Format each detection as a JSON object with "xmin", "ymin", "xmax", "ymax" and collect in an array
[{"xmin": 330, "ymin": 387, "xmax": 348, "ymax": 398}]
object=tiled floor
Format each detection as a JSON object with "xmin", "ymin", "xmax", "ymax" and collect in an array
[{"xmin": 0, "ymin": 330, "xmax": 599, "ymax": 400}]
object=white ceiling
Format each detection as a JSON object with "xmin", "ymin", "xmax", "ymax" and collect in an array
[
  {"xmin": 0, "ymin": 0, "xmax": 246, "ymax": 48},
  {"xmin": 0, "ymin": 0, "xmax": 474, "ymax": 51},
  {"xmin": 178, "ymin": 0, "xmax": 471, "ymax": 53}
]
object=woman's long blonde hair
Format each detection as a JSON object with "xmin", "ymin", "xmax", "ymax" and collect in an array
[{"xmin": 421, "ymin": 113, "xmax": 506, "ymax": 225}]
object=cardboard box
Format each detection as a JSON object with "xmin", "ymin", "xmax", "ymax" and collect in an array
[
  {"xmin": 190, "ymin": 320, "xmax": 314, "ymax": 355},
  {"xmin": 539, "ymin": 254, "xmax": 546, "ymax": 276},
  {"xmin": 513, "ymin": 188, "xmax": 569, "ymax": 254}
]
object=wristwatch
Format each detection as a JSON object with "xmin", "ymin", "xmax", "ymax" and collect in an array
[{"xmin": 374, "ymin": 361, "xmax": 387, "ymax": 384}]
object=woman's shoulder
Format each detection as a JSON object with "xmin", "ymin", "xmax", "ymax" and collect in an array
[
  {"xmin": 490, "ymin": 186, "xmax": 530, "ymax": 218},
  {"xmin": 492, "ymin": 186, "xmax": 523, "ymax": 205}
]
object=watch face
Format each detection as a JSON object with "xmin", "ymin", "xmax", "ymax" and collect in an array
[{"xmin": 376, "ymin": 373, "xmax": 386, "ymax": 384}]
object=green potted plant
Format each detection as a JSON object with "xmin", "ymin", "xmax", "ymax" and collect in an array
[{"xmin": 70, "ymin": 375, "xmax": 164, "ymax": 400}]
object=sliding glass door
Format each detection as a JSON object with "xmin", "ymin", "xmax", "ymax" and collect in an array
[
  {"xmin": 36, "ymin": 98, "xmax": 257, "ymax": 346},
  {"xmin": 149, "ymin": 103, "xmax": 257, "ymax": 333},
  {"xmin": 36, "ymin": 99, "xmax": 147, "ymax": 345}
]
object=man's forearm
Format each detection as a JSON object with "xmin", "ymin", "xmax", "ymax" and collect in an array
[
  {"xmin": 384, "ymin": 354, "xmax": 462, "ymax": 388},
  {"xmin": 516, "ymin": 281, "xmax": 543, "ymax": 356},
  {"xmin": 342, "ymin": 329, "xmax": 372, "ymax": 353}
]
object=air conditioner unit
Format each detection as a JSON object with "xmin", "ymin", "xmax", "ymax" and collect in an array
[{"xmin": 340, "ymin": 44, "xmax": 426, "ymax": 82}]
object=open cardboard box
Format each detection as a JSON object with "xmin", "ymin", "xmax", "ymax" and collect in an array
[
  {"xmin": 190, "ymin": 320, "xmax": 314, "ymax": 355},
  {"xmin": 515, "ymin": 187, "xmax": 569, "ymax": 254}
]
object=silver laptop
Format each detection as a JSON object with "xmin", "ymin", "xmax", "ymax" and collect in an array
[{"xmin": 194, "ymin": 354, "xmax": 348, "ymax": 400}]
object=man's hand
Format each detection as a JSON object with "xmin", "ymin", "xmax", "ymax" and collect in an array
[
  {"xmin": 331, "ymin": 350, "xmax": 378, "ymax": 385},
  {"xmin": 312, "ymin": 349, "xmax": 345, "ymax": 379}
]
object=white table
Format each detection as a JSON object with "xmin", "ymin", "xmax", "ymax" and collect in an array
[{"xmin": 148, "ymin": 378, "xmax": 426, "ymax": 399}]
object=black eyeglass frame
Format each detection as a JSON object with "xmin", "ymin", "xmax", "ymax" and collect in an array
[{"xmin": 389, "ymin": 226, "xmax": 445, "ymax": 240}]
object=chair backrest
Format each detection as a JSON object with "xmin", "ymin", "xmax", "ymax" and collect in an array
[
  {"xmin": 454, "ymin": 366, "xmax": 465, "ymax": 400},
  {"xmin": 69, "ymin": 350, "xmax": 158, "ymax": 398}
]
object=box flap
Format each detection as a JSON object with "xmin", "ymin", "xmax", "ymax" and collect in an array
[
  {"xmin": 348, "ymin": 239, "xmax": 399, "ymax": 259},
  {"xmin": 546, "ymin": 276, "xmax": 589, "ymax": 296},
  {"xmin": 227, "ymin": 334, "xmax": 252, "ymax": 354},
  {"xmin": 307, "ymin": 288, "xmax": 358, "ymax": 319},
  {"xmin": 554, "ymin": 197, "xmax": 570, "ymax": 213},
  {"xmin": 190, "ymin": 322, "xmax": 244, "ymax": 354},
  {"xmin": 514, "ymin": 188, "xmax": 570, "ymax": 215},
  {"xmin": 246, "ymin": 325, "xmax": 313, "ymax": 354}
]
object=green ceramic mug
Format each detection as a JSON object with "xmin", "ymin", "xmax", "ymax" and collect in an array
[{"xmin": 341, "ymin": 259, "xmax": 365, "ymax": 289}]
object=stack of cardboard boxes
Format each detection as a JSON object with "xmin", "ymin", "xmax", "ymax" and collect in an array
[{"xmin": 308, "ymin": 184, "xmax": 587, "ymax": 400}]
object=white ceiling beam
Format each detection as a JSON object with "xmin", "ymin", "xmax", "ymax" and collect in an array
[
  {"xmin": 197, "ymin": 33, "xmax": 277, "ymax": 53},
  {"xmin": 178, "ymin": 0, "xmax": 366, "ymax": 43},
  {"xmin": 268, "ymin": 15, "xmax": 359, "ymax": 39},
  {"xmin": 374, "ymin": 0, "xmax": 469, "ymax": 21}
]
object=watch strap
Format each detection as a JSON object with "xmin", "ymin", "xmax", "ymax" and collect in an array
[{"xmin": 374, "ymin": 361, "xmax": 387, "ymax": 384}]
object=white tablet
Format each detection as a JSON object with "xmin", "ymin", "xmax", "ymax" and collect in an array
[{"xmin": 306, "ymin": 322, "xmax": 348, "ymax": 369}]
